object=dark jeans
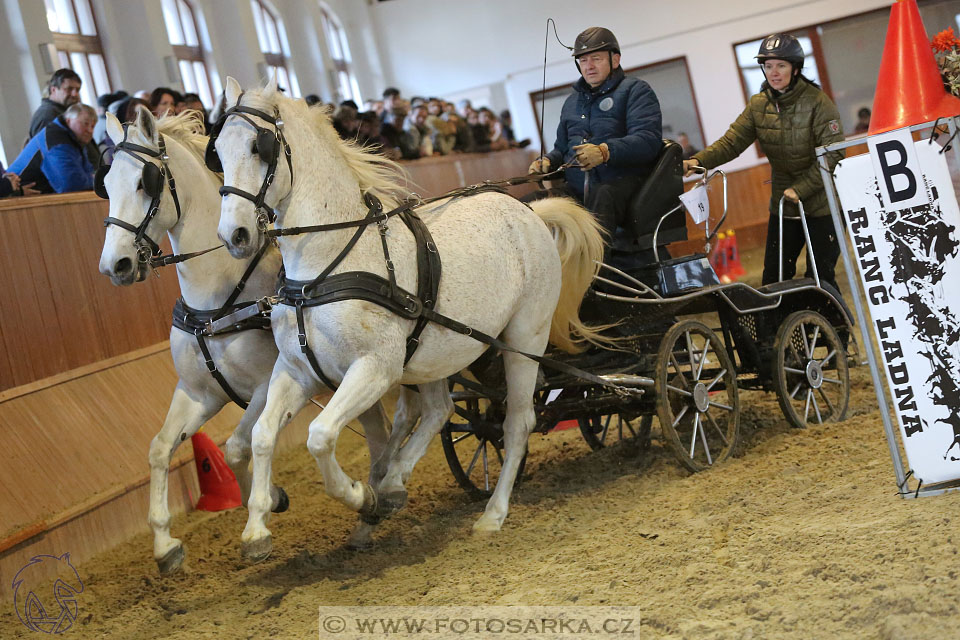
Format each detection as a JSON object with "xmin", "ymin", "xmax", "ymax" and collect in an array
[
  {"xmin": 762, "ymin": 212, "xmax": 841, "ymax": 292},
  {"xmin": 521, "ymin": 175, "xmax": 642, "ymax": 242}
]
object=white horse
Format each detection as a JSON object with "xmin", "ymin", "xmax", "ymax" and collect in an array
[
  {"xmin": 97, "ymin": 108, "xmax": 403, "ymax": 573},
  {"xmin": 213, "ymin": 77, "xmax": 606, "ymax": 562}
]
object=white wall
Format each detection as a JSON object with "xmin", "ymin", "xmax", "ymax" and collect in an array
[{"xmin": 369, "ymin": 0, "xmax": 894, "ymax": 171}]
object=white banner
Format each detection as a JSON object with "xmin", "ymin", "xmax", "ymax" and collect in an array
[
  {"xmin": 679, "ymin": 184, "xmax": 709, "ymax": 224},
  {"xmin": 834, "ymin": 140, "xmax": 960, "ymax": 484}
]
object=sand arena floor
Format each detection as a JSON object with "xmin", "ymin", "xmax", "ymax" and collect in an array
[{"xmin": 3, "ymin": 252, "xmax": 959, "ymax": 639}]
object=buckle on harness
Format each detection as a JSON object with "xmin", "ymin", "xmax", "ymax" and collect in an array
[
  {"xmin": 298, "ymin": 331, "xmax": 308, "ymax": 350},
  {"xmin": 404, "ymin": 296, "xmax": 423, "ymax": 316}
]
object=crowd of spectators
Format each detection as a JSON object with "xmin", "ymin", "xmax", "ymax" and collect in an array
[
  {"xmin": 329, "ymin": 87, "xmax": 530, "ymax": 161},
  {"xmin": 1, "ymin": 71, "xmax": 530, "ymax": 200}
]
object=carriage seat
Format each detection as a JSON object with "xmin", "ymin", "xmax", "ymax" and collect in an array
[{"xmin": 610, "ymin": 139, "xmax": 687, "ymax": 254}]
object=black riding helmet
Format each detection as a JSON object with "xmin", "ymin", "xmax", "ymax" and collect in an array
[
  {"xmin": 755, "ymin": 33, "xmax": 805, "ymax": 69},
  {"xmin": 572, "ymin": 27, "xmax": 620, "ymax": 57}
]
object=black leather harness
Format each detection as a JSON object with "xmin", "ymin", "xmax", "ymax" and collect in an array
[{"xmin": 170, "ymin": 240, "xmax": 274, "ymax": 409}]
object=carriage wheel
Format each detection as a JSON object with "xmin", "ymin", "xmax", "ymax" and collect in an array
[
  {"xmin": 579, "ymin": 414, "xmax": 653, "ymax": 454},
  {"xmin": 773, "ymin": 310, "xmax": 849, "ymax": 429},
  {"xmin": 440, "ymin": 393, "xmax": 527, "ymax": 500},
  {"xmin": 655, "ymin": 320, "xmax": 740, "ymax": 473}
]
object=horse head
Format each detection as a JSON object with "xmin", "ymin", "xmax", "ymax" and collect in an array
[
  {"xmin": 98, "ymin": 107, "xmax": 183, "ymax": 285},
  {"xmin": 214, "ymin": 75, "xmax": 293, "ymax": 260}
]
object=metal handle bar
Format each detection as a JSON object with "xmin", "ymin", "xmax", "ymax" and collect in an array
[
  {"xmin": 653, "ymin": 167, "xmax": 728, "ymax": 263},
  {"xmin": 778, "ymin": 195, "xmax": 820, "ymax": 288}
]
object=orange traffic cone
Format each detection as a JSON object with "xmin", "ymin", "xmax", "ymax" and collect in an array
[
  {"xmin": 191, "ymin": 431, "xmax": 242, "ymax": 511},
  {"xmin": 869, "ymin": 0, "xmax": 960, "ymax": 135},
  {"xmin": 711, "ymin": 231, "xmax": 729, "ymax": 280},
  {"xmin": 725, "ymin": 229, "xmax": 746, "ymax": 279}
]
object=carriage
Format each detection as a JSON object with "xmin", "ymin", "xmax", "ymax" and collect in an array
[{"xmin": 439, "ymin": 139, "xmax": 858, "ymax": 497}]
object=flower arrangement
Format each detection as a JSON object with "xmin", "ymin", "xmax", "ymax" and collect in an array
[{"xmin": 932, "ymin": 27, "xmax": 960, "ymax": 96}]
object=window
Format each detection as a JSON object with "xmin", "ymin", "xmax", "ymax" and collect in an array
[
  {"xmin": 161, "ymin": 0, "xmax": 218, "ymax": 109},
  {"xmin": 531, "ymin": 57, "xmax": 706, "ymax": 157},
  {"xmin": 733, "ymin": 0, "xmax": 960, "ymax": 135},
  {"xmin": 250, "ymin": 0, "xmax": 300, "ymax": 97},
  {"xmin": 43, "ymin": 0, "xmax": 110, "ymax": 107},
  {"xmin": 319, "ymin": 4, "xmax": 361, "ymax": 104}
]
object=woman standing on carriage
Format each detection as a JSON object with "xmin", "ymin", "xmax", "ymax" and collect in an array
[{"xmin": 682, "ymin": 33, "xmax": 846, "ymax": 292}]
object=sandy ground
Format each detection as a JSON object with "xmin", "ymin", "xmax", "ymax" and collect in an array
[
  {"xmin": 3, "ymin": 370, "xmax": 960, "ymax": 639},
  {"xmin": 3, "ymin": 251, "xmax": 960, "ymax": 639}
]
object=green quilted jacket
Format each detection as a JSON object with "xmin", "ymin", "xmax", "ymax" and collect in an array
[{"xmin": 693, "ymin": 79, "xmax": 844, "ymax": 218}]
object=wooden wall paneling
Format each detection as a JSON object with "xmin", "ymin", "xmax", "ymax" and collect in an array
[{"xmin": 0, "ymin": 211, "xmax": 64, "ymax": 387}]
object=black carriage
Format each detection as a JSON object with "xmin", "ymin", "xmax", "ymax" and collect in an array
[{"xmin": 440, "ymin": 140, "xmax": 858, "ymax": 497}]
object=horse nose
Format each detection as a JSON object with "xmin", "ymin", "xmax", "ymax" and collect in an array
[
  {"xmin": 113, "ymin": 257, "xmax": 134, "ymax": 277},
  {"xmin": 231, "ymin": 227, "xmax": 251, "ymax": 249}
]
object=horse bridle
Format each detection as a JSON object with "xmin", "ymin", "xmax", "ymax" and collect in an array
[
  {"xmin": 97, "ymin": 124, "xmax": 183, "ymax": 271},
  {"xmin": 205, "ymin": 93, "xmax": 294, "ymax": 231}
]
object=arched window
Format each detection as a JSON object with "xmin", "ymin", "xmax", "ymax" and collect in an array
[
  {"xmin": 43, "ymin": 0, "xmax": 111, "ymax": 107},
  {"xmin": 319, "ymin": 4, "xmax": 361, "ymax": 104},
  {"xmin": 250, "ymin": 0, "xmax": 300, "ymax": 97},
  {"xmin": 161, "ymin": 0, "xmax": 219, "ymax": 109}
]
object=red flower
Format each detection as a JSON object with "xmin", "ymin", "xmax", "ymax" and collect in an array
[{"xmin": 932, "ymin": 27, "xmax": 960, "ymax": 53}]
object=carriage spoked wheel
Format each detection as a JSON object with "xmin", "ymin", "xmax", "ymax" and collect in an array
[
  {"xmin": 655, "ymin": 320, "xmax": 740, "ymax": 473},
  {"xmin": 440, "ymin": 391, "xmax": 527, "ymax": 500},
  {"xmin": 579, "ymin": 413, "xmax": 653, "ymax": 454},
  {"xmin": 773, "ymin": 310, "xmax": 849, "ymax": 429}
]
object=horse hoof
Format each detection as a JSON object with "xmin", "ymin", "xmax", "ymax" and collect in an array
[
  {"xmin": 272, "ymin": 487, "xmax": 289, "ymax": 513},
  {"xmin": 473, "ymin": 515, "xmax": 503, "ymax": 533},
  {"xmin": 242, "ymin": 536, "xmax": 273, "ymax": 564},
  {"xmin": 377, "ymin": 489, "xmax": 408, "ymax": 518},
  {"xmin": 157, "ymin": 544, "xmax": 185, "ymax": 575}
]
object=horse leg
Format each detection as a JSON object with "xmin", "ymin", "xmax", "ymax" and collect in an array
[
  {"xmin": 149, "ymin": 382, "xmax": 223, "ymax": 574},
  {"xmin": 474, "ymin": 325, "xmax": 549, "ymax": 532},
  {"xmin": 346, "ymin": 388, "xmax": 422, "ymax": 550},
  {"xmin": 305, "ymin": 357, "xmax": 396, "ymax": 514},
  {"xmin": 376, "ymin": 380, "xmax": 452, "ymax": 515},
  {"xmin": 241, "ymin": 365, "xmax": 315, "ymax": 562},
  {"xmin": 223, "ymin": 383, "xmax": 291, "ymax": 513}
]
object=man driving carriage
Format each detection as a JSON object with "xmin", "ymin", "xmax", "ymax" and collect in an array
[{"xmin": 528, "ymin": 27, "xmax": 663, "ymax": 245}]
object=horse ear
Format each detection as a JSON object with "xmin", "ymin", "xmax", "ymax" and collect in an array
[
  {"xmin": 225, "ymin": 76, "xmax": 242, "ymax": 106},
  {"xmin": 266, "ymin": 70, "xmax": 278, "ymax": 95},
  {"xmin": 135, "ymin": 106, "xmax": 159, "ymax": 145},
  {"xmin": 105, "ymin": 112, "xmax": 124, "ymax": 144}
]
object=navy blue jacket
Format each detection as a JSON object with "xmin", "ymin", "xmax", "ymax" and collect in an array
[
  {"xmin": 546, "ymin": 67, "xmax": 662, "ymax": 198},
  {"xmin": 8, "ymin": 117, "xmax": 94, "ymax": 194}
]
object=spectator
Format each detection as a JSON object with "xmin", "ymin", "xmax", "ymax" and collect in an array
[
  {"xmin": 27, "ymin": 69, "xmax": 82, "ymax": 139},
  {"xmin": 0, "ymin": 163, "xmax": 38, "ymax": 198},
  {"xmin": 304, "ymin": 94, "xmax": 322, "ymax": 106},
  {"xmin": 444, "ymin": 105, "xmax": 475, "ymax": 152},
  {"xmin": 677, "ymin": 132, "xmax": 699, "ymax": 159},
  {"xmin": 357, "ymin": 111, "xmax": 400, "ymax": 160},
  {"xmin": 403, "ymin": 104, "xmax": 433, "ymax": 158},
  {"xmin": 340, "ymin": 99, "xmax": 359, "ymax": 111},
  {"xmin": 381, "ymin": 98, "xmax": 416, "ymax": 158},
  {"xmin": 332, "ymin": 103, "xmax": 359, "ymax": 140},
  {"xmin": 498, "ymin": 109, "xmax": 531, "ymax": 149},
  {"xmin": 177, "ymin": 92, "xmax": 209, "ymax": 133},
  {"xmin": 100, "ymin": 98, "xmax": 150, "ymax": 163},
  {"xmin": 479, "ymin": 108, "xmax": 510, "ymax": 151},
  {"xmin": 150, "ymin": 87, "xmax": 180, "ymax": 118},
  {"xmin": 9, "ymin": 103, "xmax": 97, "ymax": 194},
  {"xmin": 93, "ymin": 90, "xmax": 127, "ymax": 144},
  {"xmin": 853, "ymin": 107, "xmax": 871, "ymax": 135},
  {"xmin": 426, "ymin": 99, "xmax": 456, "ymax": 155},
  {"xmin": 381, "ymin": 87, "xmax": 402, "ymax": 125}
]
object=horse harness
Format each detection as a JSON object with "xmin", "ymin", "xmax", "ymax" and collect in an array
[
  {"xmin": 97, "ymin": 124, "xmax": 219, "ymax": 272},
  {"xmin": 208, "ymin": 98, "xmax": 641, "ymax": 396},
  {"xmin": 96, "ymin": 122, "xmax": 272, "ymax": 410}
]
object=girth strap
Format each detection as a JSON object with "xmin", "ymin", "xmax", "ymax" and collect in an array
[
  {"xmin": 295, "ymin": 300, "xmax": 340, "ymax": 391},
  {"xmin": 195, "ymin": 330, "xmax": 249, "ymax": 409}
]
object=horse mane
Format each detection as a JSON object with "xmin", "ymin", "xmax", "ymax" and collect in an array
[
  {"xmin": 241, "ymin": 85, "xmax": 410, "ymax": 209},
  {"xmin": 155, "ymin": 111, "xmax": 213, "ymax": 171}
]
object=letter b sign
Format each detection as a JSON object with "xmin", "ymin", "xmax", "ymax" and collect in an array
[{"xmin": 868, "ymin": 129, "xmax": 929, "ymax": 209}]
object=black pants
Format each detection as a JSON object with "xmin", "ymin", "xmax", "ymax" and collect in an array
[
  {"xmin": 522, "ymin": 175, "xmax": 642, "ymax": 241},
  {"xmin": 762, "ymin": 212, "xmax": 841, "ymax": 292}
]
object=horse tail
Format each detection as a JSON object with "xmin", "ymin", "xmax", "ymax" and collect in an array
[{"xmin": 529, "ymin": 197, "xmax": 614, "ymax": 353}]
